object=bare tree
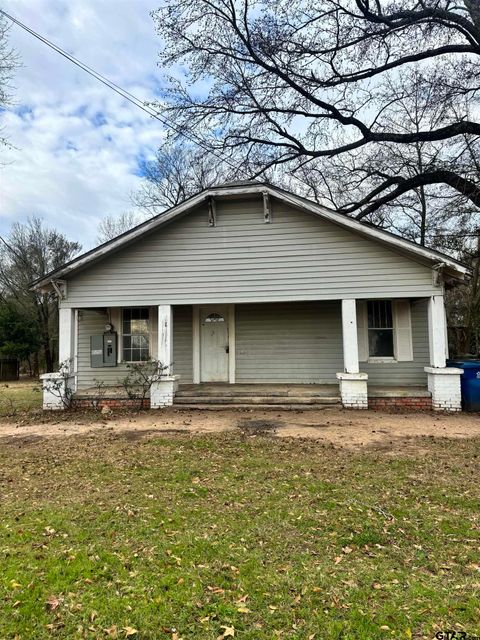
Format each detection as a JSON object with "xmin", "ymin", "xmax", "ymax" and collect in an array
[
  {"xmin": 152, "ymin": 0, "xmax": 480, "ymax": 215},
  {"xmin": 0, "ymin": 218, "xmax": 81, "ymax": 372},
  {"xmin": 132, "ymin": 144, "xmax": 234, "ymax": 214},
  {"xmin": 97, "ymin": 211, "xmax": 143, "ymax": 244},
  {"xmin": 292, "ymin": 66, "xmax": 480, "ymax": 247},
  {"xmin": 0, "ymin": 14, "xmax": 20, "ymax": 149}
]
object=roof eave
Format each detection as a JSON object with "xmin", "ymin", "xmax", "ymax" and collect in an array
[{"xmin": 32, "ymin": 182, "xmax": 469, "ymax": 289}]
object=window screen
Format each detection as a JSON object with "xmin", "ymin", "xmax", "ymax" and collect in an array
[
  {"xmin": 122, "ymin": 307, "xmax": 150, "ymax": 362},
  {"xmin": 367, "ymin": 300, "xmax": 394, "ymax": 358}
]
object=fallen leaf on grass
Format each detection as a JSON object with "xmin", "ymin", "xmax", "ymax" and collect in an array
[
  {"xmin": 103, "ymin": 626, "xmax": 118, "ymax": 638},
  {"xmin": 237, "ymin": 605, "xmax": 250, "ymax": 613},
  {"xmin": 46, "ymin": 595, "xmax": 61, "ymax": 611},
  {"xmin": 123, "ymin": 626, "xmax": 138, "ymax": 637},
  {"xmin": 235, "ymin": 594, "xmax": 248, "ymax": 603},
  {"xmin": 218, "ymin": 625, "xmax": 235, "ymax": 638}
]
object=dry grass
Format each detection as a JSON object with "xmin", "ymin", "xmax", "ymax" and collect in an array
[
  {"xmin": 0, "ymin": 428, "xmax": 479, "ymax": 639},
  {"xmin": 0, "ymin": 379, "xmax": 42, "ymax": 417}
]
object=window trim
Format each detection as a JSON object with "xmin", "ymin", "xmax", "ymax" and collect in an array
[
  {"xmin": 366, "ymin": 299, "xmax": 396, "ymax": 361},
  {"xmin": 121, "ymin": 307, "xmax": 152, "ymax": 363}
]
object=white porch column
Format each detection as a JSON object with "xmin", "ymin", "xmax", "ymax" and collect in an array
[
  {"xmin": 157, "ymin": 305, "xmax": 173, "ymax": 373},
  {"xmin": 42, "ymin": 307, "xmax": 76, "ymax": 410},
  {"xmin": 336, "ymin": 299, "xmax": 368, "ymax": 409},
  {"xmin": 341, "ymin": 299, "xmax": 359, "ymax": 374},
  {"xmin": 427, "ymin": 295, "xmax": 447, "ymax": 368},
  {"xmin": 58, "ymin": 307, "xmax": 76, "ymax": 369},
  {"xmin": 150, "ymin": 304, "xmax": 178, "ymax": 409},
  {"xmin": 425, "ymin": 295, "xmax": 462, "ymax": 411}
]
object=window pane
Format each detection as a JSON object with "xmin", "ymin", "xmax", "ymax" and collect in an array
[
  {"xmin": 368, "ymin": 300, "xmax": 393, "ymax": 329},
  {"xmin": 369, "ymin": 329, "xmax": 394, "ymax": 357},
  {"xmin": 122, "ymin": 307, "xmax": 150, "ymax": 361},
  {"xmin": 130, "ymin": 319, "xmax": 149, "ymax": 334}
]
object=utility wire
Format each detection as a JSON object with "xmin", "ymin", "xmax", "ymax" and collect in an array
[{"xmin": 0, "ymin": 8, "xmax": 241, "ymax": 173}]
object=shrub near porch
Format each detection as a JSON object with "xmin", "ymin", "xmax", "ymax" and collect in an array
[{"xmin": 0, "ymin": 432, "xmax": 478, "ymax": 639}]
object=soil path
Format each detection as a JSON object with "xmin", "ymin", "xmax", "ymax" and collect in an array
[{"xmin": 1, "ymin": 407, "xmax": 480, "ymax": 451}]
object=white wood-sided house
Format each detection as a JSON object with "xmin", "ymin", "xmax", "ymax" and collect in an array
[{"xmin": 33, "ymin": 180, "xmax": 468, "ymax": 412}]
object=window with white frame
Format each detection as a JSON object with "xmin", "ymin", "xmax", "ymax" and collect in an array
[
  {"xmin": 367, "ymin": 300, "xmax": 394, "ymax": 358},
  {"xmin": 122, "ymin": 307, "xmax": 150, "ymax": 362}
]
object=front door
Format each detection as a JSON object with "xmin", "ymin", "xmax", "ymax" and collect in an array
[{"xmin": 200, "ymin": 306, "xmax": 229, "ymax": 382}]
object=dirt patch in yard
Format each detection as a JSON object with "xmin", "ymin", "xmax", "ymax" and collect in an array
[{"xmin": 0, "ymin": 406, "xmax": 480, "ymax": 452}]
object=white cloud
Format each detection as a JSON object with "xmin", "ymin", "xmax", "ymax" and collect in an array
[{"xmin": 0, "ymin": 0, "xmax": 165, "ymax": 249}]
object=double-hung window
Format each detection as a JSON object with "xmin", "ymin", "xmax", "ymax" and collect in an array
[
  {"xmin": 367, "ymin": 300, "xmax": 394, "ymax": 358},
  {"xmin": 122, "ymin": 307, "xmax": 150, "ymax": 362}
]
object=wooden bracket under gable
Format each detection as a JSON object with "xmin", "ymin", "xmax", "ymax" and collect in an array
[
  {"xmin": 208, "ymin": 196, "xmax": 216, "ymax": 227},
  {"xmin": 51, "ymin": 279, "xmax": 67, "ymax": 300},
  {"xmin": 263, "ymin": 191, "xmax": 272, "ymax": 223}
]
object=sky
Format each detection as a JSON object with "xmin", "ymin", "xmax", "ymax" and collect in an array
[{"xmin": 0, "ymin": 1, "xmax": 166, "ymax": 250}]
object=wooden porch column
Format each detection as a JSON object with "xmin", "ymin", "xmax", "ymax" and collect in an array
[
  {"xmin": 427, "ymin": 295, "xmax": 447, "ymax": 368},
  {"xmin": 337, "ymin": 299, "xmax": 368, "ymax": 408},
  {"xmin": 158, "ymin": 305, "xmax": 173, "ymax": 374},
  {"xmin": 58, "ymin": 307, "xmax": 76, "ymax": 371},
  {"xmin": 341, "ymin": 299, "xmax": 359, "ymax": 374}
]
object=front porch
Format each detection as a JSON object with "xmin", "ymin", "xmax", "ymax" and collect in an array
[
  {"xmin": 72, "ymin": 382, "xmax": 433, "ymax": 411},
  {"xmin": 44, "ymin": 296, "xmax": 462, "ymax": 412}
]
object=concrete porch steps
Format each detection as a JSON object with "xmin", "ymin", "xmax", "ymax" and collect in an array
[{"xmin": 173, "ymin": 383, "xmax": 341, "ymax": 408}]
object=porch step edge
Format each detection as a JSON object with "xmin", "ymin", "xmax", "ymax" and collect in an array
[
  {"xmin": 174, "ymin": 396, "xmax": 341, "ymax": 405},
  {"xmin": 172, "ymin": 403, "xmax": 343, "ymax": 411},
  {"xmin": 175, "ymin": 389, "xmax": 336, "ymax": 398}
]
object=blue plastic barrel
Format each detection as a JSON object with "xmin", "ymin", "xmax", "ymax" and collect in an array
[{"xmin": 447, "ymin": 360, "xmax": 480, "ymax": 411}]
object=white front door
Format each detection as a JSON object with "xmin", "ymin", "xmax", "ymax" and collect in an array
[{"xmin": 200, "ymin": 306, "xmax": 229, "ymax": 382}]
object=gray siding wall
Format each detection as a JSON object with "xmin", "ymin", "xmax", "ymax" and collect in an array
[
  {"xmin": 173, "ymin": 305, "xmax": 193, "ymax": 383},
  {"xmin": 77, "ymin": 300, "xmax": 429, "ymax": 388},
  {"xmin": 236, "ymin": 301, "xmax": 343, "ymax": 383},
  {"xmin": 77, "ymin": 306, "xmax": 193, "ymax": 389},
  {"xmin": 63, "ymin": 196, "xmax": 439, "ymax": 308},
  {"xmin": 235, "ymin": 299, "xmax": 429, "ymax": 385},
  {"xmin": 77, "ymin": 309, "xmax": 130, "ymax": 390}
]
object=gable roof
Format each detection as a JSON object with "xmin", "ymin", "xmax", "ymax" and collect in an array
[{"xmin": 32, "ymin": 181, "xmax": 469, "ymax": 289}]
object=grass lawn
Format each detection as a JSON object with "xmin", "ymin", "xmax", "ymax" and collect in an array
[
  {"xmin": 0, "ymin": 379, "xmax": 42, "ymax": 417},
  {"xmin": 0, "ymin": 430, "xmax": 479, "ymax": 639}
]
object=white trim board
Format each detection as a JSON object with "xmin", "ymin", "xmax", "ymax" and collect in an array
[{"xmin": 33, "ymin": 183, "xmax": 469, "ymax": 290}]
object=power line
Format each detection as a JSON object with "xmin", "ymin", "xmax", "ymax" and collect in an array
[{"xmin": 0, "ymin": 8, "xmax": 241, "ymax": 173}]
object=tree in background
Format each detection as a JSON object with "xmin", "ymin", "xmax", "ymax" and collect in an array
[
  {"xmin": 132, "ymin": 144, "xmax": 234, "ymax": 215},
  {"xmin": 0, "ymin": 14, "xmax": 20, "ymax": 149},
  {"xmin": 0, "ymin": 218, "xmax": 81, "ymax": 373},
  {"xmin": 97, "ymin": 211, "xmax": 143, "ymax": 244},
  {"xmin": 0, "ymin": 302, "xmax": 40, "ymax": 373},
  {"xmin": 152, "ymin": 0, "xmax": 480, "ymax": 213}
]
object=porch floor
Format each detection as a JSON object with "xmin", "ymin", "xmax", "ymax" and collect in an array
[{"xmin": 74, "ymin": 382, "xmax": 430, "ymax": 405}]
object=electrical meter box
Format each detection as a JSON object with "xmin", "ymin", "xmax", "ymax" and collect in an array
[{"xmin": 90, "ymin": 333, "xmax": 117, "ymax": 368}]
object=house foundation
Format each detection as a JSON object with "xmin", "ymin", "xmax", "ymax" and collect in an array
[
  {"xmin": 424, "ymin": 367, "xmax": 463, "ymax": 412},
  {"xmin": 336, "ymin": 372, "xmax": 368, "ymax": 409}
]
